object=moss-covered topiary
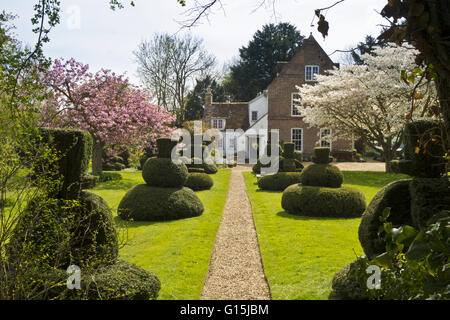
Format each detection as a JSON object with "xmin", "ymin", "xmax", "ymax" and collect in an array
[
  {"xmin": 257, "ymin": 172, "xmax": 302, "ymax": 191},
  {"xmin": 142, "ymin": 157, "xmax": 188, "ymax": 188},
  {"xmin": 118, "ymin": 184, "xmax": 204, "ymax": 221},
  {"xmin": 80, "ymin": 174, "xmax": 99, "ymax": 189},
  {"xmin": 185, "ymin": 172, "xmax": 214, "ymax": 191},
  {"xmin": 329, "ymin": 259, "xmax": 369, "ymax": 300},
  {"xmin": 37, "ymin": 128, "xmax": 93, "ymax": 199},
  {"xmin": 7, "ymin": 191, "xmax": 118, "ymax": 269},
  {"xmin": 280, "ymin": 158, "xmax": 296, "ymax": 172},
  {"xmin": 293, "ymin": 151, "xmax": 303, "ymax": 163},
  {"xmin": 358, "ymin": 179, "xmax": 412, "ymax": 259},
  {"xmin": 300, "ymin": 163, "xmax": 343, "ymax": 188},
  {"xmin": 282, "ymin": 184, "xmax": 366, "ymax": 218}
]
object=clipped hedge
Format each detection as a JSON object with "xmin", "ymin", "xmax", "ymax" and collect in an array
[
  {"xmin": 329, "ymin": 259, "xmax": 369, "ymax": 300},
  {"xmin": 16, "ymin": 259, "xmax": 161, "ymax": 300},
  {"xmin": 293, "ymin": 151, "xmax": 303, "ymax": 162},
  {"xmin": 300, "ymin": 163, "xmax": 343, "ymax": 188},
  {"xmin": 142, "ymin": 157, "xmax": 188, "ymax": 188},
  {"xmin": 7, "ymin": 191, "xmax": 118, "ymax": 269},
  {"xmin": 312, "ymin": 147, "xmax": 333, "ymax": 164},
  {"xmin": 37, "ymin": 127, "xmax": 93, "ymax": 199},
  {"xmin": 156, "ymin": 138, "xmax": 178, "ymax": 158},
  {"xmin": 282, "ymin": 185, "xmax": 366, "ymax": 218},
  {"xmin": 282, "ymin": 142, "xmax": 295, "ymax": 159},
  {"xmin": 203, "ymin": 161, "xmax": 218, "ymax": 174},
  {"xmin": 257, "ymin": 172, "xmax": 302, "ymax": 191},
  {"xmin": 80, "ymin": 174, "xmax": 99, "ymax": 189},
  {"xmin": 185, "ymin": 173, "xmax": 214, "ymax": 191},
  {"xmin": 118, "ymin": 184, "xmax": 204, "ymax": 221},
  {"xmin": 358, "ymin": 179, "xmax": 412, "ymax": 259}
]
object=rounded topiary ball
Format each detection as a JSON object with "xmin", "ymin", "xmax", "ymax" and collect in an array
[
  {"xmin": 142, "ymin": 157, "xmax": 188, "ymax": 188},
  {"xmin": 203, "ymin": 161, "xmax": 218, "ymax": 174},
  {"xmin": 258, "ymin": 172, "xmax": 302, "ymax": 191},
  {"xmin": 185, "ymin": 172, "xmax": 214, "ymax": 191},
  {"xmin": 118, "ymin": 184, "xmax": 204, "ymax": 221},
  {"xmin": 300, "ymin": 163, "xmax": 343, "ymax": 188},
  {"xmin": 358, "ymin": 179, "xmax": 412, "ymax": 259},
  {"xmin": 282, "ymin": 184, "xmax": 366, "ymax": 218}
]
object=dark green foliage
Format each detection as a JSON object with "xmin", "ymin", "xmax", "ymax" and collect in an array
[
  {"xmin": 265, "ymin": 143, "xmax": 283, "ymax": 157},
  {"xmin": 332, "ymin": 149, "xmax": 356, "ymax": 162},
  {"xmin": 37, "ymin": 128, "xmax": 93, "ymax": 199},
  {"xmin": 185, "ymin": 75, "xmax": 227, "ymax": 121},
  {"xmin": 188, "ymin": 167, "xmax": 206, "ymax": 173},
  {"xmin": 103, "ymin": 162, "xmax": 125, "ymax": 171},
  {"xmin": 139, "ymin": 154, "xmax": 150, "ymax": 170},
  {"xmin": 80, "ymin": 174, "xmax": 99, "ymax": 189},
  {"xmin": 203, "ymin": 161, "xmax": 218, "ymax": 174},
  {"xmin": 281, "ymin": 158, "xmax": 296, "ymax": 172},
  {"xmin": 118, "ymin": 184, "xmax": 204, "ymax": 221},
  {"xmin": 156, "ymin": 138, "xmax": 178, "ymax": 158},
  {"xmin": 186, "ymin": 157, "xmax": 204, "ymax": 171},
  {"xmin": 293, "ymin": 151, "xmax": 303, "ymax": 162},
  {"xmin": 16, "ymin": 260, "xmax": 160, "ymax": 300},
  {"xmin": 0, "ymin": 197, "xmax": 14, "ymax": 208},
  {"xmin": 257, "ymin": 172, "xmax": 302, "ymax": 191},
  {"xmin": 294, "ymin": 159, "xmax": 304, "ymax": 171},
  {"xmin": 110, "ymin": 156, "xmax": 123, "ymax": 164},
  {"xmin": 282, "ymin": 185, "xmax": 366, "ymax": 218},
  {"xmin": 7, "ymin": 191, "xmax": 118, "ymax": 269},
  {"xmin": 99, "ymin": 172, "xmax": 122, "ymax": 182},
  {"xmin": 223, "ymin": 23, "xmax": 304, "ymax": 101},
  {"xmin": 358, "ymin": 179, "xmax": 412, "ymax": 259},
  {"xmin": 329, "ymin": 259, "xmax": 369, "ymax": 300},
  {"xmin": 351, "ymin": 35, "xmax": 386, "ymax": 65},
  {"xmin": 300, "ymin": 163, "xmax": 343, "ymax": 188},
  {"xmin": 409, "ymin": 177, "xmax": 450, "ymax": 229},
  {"xmin": 185, "ymin": 173, "xmax": 214, "ymax": 191},
  {"xmin": 142, "ymin": 157, "xmax": 188, "ymax": 188},
  {"xmin": 400, "ymin": 120, "xmax": 447, "ymax": 178},
  {"xmin": 282, "ymin": 142, "xmax": 295, "ymax": 159},
  {"xmin": 312, "ymin": 147, "xmax": 333, "ymax": 164}
]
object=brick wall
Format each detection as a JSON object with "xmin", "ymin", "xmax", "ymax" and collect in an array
[{"xmin": 267, "ymin": 35, "xmax": 352, "ymax": 156}]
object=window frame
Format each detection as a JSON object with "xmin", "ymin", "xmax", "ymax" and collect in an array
[
  {"xmin": 320, "ymin": 128, "xmax": 332, "ymax": 150},
  {"xmin": 291, "ymin": 93, "xmax": 302, "ymax": 117},
  {"xmin": 305, "ymin": 65, "xmax": 320, "ymax": 82},
  {"xmin": 211, "ymin": 118, "xmax": 226, "ymax": 130},
  {"xmin": 291, "ymin": 128, "xmax": 303, "ymax": 152},
  {"xmin": 251, "ymin": 110, "xmax": 258, "ymax": 122}
]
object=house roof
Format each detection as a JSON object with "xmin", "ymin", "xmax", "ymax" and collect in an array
[{"xmin": 203, "ymin": 102, "xmax": 249, "ymax": 131}]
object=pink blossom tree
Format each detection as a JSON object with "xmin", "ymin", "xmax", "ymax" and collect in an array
[{"xmin": 41, "ymin": 58, "xmax": 175, "ymax": 175}]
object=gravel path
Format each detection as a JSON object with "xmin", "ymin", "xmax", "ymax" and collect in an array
[{"xmin": 201, "ymin": 166, "xmax": 271, "ymax": 300}]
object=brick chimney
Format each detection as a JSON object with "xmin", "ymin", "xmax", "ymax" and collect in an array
[{"xmin": 205, "ymin": 87, "xmax": 213, "ymax": 107}]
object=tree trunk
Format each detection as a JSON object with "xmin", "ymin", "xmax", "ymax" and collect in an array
[
  {"xmin": 437, "ymin": 74, "xmax": 450, "ymax": 151},
  {"xmin": 382, "ymin": 142, "xmax": 393, "ymax": 173},
  {"xmin": 92, "ymin": 141, "xmax": 104, "ymax": 176}
]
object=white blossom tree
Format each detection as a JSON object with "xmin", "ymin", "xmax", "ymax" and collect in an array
[{"xmin": 296, "ymin": 44, "xmax": 438, "ymax": 172}]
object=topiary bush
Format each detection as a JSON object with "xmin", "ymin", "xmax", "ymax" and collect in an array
[
  {"xmin": 282, "ymin": 142, "xmax": 295, "ymax": 159},
  {"xmin": 293, "ymin": 151, "xmax": 303, "ymax": 163},
  {"xmin": 142, "ymin": 157, "xmax": 188, "ymax": 188},
  {"xmin": 329, "ymin": 259, "xmax": 369, "ymax": 300},
  {"xmin": 37, "ymin": 128, "xmax": 93, "ymax": 199},
  {"xmin": 358, "ymin": 179, "xmax": 412, "ymax": 259},
  {"xmin": 257, "ymin": 172, "xmax": 302, "ymax": 191},
  {"xmin": 14, "ymin": 259, "xmax": 161, "ymax": 300},
  {"xmin": 98, "ymin": 172, "xmax": 122, "ymax": 182},
  {"xmin": 118, "ymin": 184, "xmax": 204, "ymax": 221},
  {"xmin": 202, "ymin": 161, "xmax": 218, "ymax": 174},
  {"xmin": 312, "ymin": 147, "xmax": 333, "ymax": 164},
  {"xmin": 300, "ymin": 163, "xmax": 343, "ymax": 188},
  {"xmin": 157, "ymin": 138, "xmax": 178, "ymax": 158},
  {"xmin": 80, "ymin": 174, "xmax": 99, "ymax": 189},
  {"xmin": 185, "ymin": 172, "xmax": 214, "ymax": 191},
  {"xmin": 281, "ymin": 184, "xmax": 366, "ymax": 218},
  {"xmin": 7, "ymin": 191, "xmax": 118, "ymax": 269}
]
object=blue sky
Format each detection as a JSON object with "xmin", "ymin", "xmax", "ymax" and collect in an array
[{"xmin": 4, "ymin": 0, "xmax": 387, "ymax": 84}]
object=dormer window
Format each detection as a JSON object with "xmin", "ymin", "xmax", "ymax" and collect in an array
[
  {"xmin": 212, "ymin": 118, "xmax": 225, "ymax": 130},
  {"xmin": 305, "ymin": 65, "xmax": 319, "ymax": 82}
]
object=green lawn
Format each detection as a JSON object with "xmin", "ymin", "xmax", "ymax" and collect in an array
[
  {"xmin": 243, "ymin": 170, "xmax": 408, "ymax": 300},
  {"xmin": 89, "ymin": 168, "xmax": 232, "ymax": 300}
]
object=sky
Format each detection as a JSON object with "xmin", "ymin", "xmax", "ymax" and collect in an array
[{"xmin": 3, "ymin": 0, "xmax": 388, "ymax": 84}]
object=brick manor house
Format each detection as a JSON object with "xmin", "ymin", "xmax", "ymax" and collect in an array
[{"xmin": 202, "ymin": 34, "xmax": 353, "ymax": 159}]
